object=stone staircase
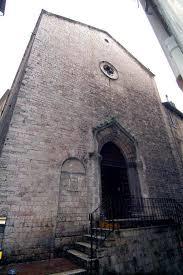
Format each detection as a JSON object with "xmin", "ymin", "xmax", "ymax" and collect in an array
[
  {"xmin": 67, "ymin": 227, "xmax": 111, "ymax": 274},
  {"xmin": 66, "ymin": 218, "xmax": 152, "ymax": 273},
  {"xmin": 51, "ymin": 269, "xmax": 87, "ymax": 275},
  {"xmin": 64, "ymin": 197, "xmax": 183, "ymax": 274},
  {"xmin": 65, "ymin": 217, "xmax": 173, "ymax": 274}
]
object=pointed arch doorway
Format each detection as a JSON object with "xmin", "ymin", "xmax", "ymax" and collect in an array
[{"xmin": 100, "ymin": 142, "xmax": 130, "ymax": 218}]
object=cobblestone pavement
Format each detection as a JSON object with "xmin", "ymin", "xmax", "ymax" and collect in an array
[{"xmin": 0, "ymin": 257, "xmax": 79, "ymax": 274}]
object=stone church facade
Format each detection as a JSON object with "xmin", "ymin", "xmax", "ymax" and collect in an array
[{"xmin": 0, "ymin": 10, "xmax": 182, "ymax": 263}]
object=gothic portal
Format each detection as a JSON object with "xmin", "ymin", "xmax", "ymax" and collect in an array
[{"xmin": 100, "ymin": 142, "xmax": 130, "ymax": 218}]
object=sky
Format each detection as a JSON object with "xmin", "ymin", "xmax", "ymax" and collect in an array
[{"xmin": 0, "ymin": 0, "xmax": 182, "ymax": 111}]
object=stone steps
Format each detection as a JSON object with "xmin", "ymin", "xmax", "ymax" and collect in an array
[
  {"xmin": 83, "ymin": 234, "xmax": 105, "ymax": 243},
  {"xmin": 66, "ymin": 226, "xmax": 112, "ymax": 272},
  {"xmin": 67, "ymin": 249, "xmax": 97, "ymax": 270},
  {"xmin": 50, "ymin": 268, "xmax": 87, "ymax": 275},
  {"xmin": 75, "ymin": 241, "xmax": 96, "ymax": 256},
  {"xmin": 92, "ymin": 227, "xmax": 112, "ymax": 231}
]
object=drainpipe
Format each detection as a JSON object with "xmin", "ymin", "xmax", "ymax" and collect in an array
[{"xmin": 165, "ymin": 36, "xmax": 183, "ymax": 91}]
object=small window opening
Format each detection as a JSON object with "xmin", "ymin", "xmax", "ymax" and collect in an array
[
  {"xmin": 103, "ymin": 65, "xmax": 114, "ymax": 75},
  {"xmin": 99, "ymin": 61, "xmax": 118, "ymax": 80}
]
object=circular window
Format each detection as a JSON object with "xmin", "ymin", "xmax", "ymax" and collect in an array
[{"xmin": 100, "ymin": 61, "xmax": 118, "ymax": 80}]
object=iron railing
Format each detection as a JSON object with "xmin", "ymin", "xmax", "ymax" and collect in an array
[
  {"xmin": 89, "ymin": 197, "xmax": 114, "ymax": 259},
  {"xmin": 89, "ymin": 196, "xmax": 183, "ymax": 259}
]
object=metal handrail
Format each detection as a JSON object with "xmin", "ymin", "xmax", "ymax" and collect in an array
[
  {"xmin": 89, "ymin": 196, "xmax": 183, "ymax": 260},
  {"xmin": 89, "ymin": 196, "xmax": 115, "ymax": 259}
]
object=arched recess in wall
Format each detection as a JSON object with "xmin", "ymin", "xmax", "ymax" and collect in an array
[
  {"xmin": 55, "ymin": 158, "xmax": 88, "ymax": 251},
  {"xmin": 62, "ymin": 157, "xmax": 85, "ymax": 173},
  {"xmin": 93, "ymin": 119, "xmax": 142, "ymax": 199}
]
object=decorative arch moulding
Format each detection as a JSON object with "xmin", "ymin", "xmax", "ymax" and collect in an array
[{"xmin": 92, "ymin": 119, "xmax": 137, "ymax": 163}]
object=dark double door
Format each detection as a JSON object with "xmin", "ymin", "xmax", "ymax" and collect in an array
[{"xmin": 100, "ymin": 142, "xmax": 130, "ymax": 218}]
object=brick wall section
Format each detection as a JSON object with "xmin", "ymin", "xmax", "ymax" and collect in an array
[{"xmin": 0, "ymin": 10, "xmax": 182, "ymax": 261}]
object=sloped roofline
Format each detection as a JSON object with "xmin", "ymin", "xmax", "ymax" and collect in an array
[
  {"xmin": 162, "ymin": 102, "xmax": 183, "ymax": 119},
  {"xmin": 41, "ymin": 9, "xmax": 155, "ymax": 77}
]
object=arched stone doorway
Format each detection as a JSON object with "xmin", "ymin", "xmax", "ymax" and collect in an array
[
  {"xmin": 100, "ymin": 142, "xmax": 130, "ymax": 218},
  {"xmin": 91, "ymin": 119, "xmax": 143, "ymax": 217}
]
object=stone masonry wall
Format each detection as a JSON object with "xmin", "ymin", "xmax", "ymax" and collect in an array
[
  {"xmin": 162, "ymin": 105, "xmax": 183, "ymax": 190},
  {"xmin": 0, "ymin": 10, "xmax": 182, "ymax": 261},
  {"xmin": 98, "ymin": 226, "xmax": 183, "ymax": 275},
  {"xmin": 55, "ymin": 158, "xmax": 88, "ymax": 253}
]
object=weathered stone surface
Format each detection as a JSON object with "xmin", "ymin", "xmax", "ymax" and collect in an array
[
  {"xmin": 0, "ymin": 10, "xmax": 182, "ymax": 262},
  {"xmin": 162, "ymin": 102, "xmax": 183, "ymax": 187},
  {"xmin": 98, "ymin": 226, "xmax": 183, "ymax": 275}
]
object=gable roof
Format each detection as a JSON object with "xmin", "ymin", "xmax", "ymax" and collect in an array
[{"xmin": 40, "ymin": 9, "xmax": 155, "ymax": 77}]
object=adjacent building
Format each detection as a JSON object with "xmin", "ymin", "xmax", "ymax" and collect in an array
[{"xmin": 140, "ymin": 0, "xmax": 183, "ymax": 91}]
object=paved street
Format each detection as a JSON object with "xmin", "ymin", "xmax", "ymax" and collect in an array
[{"xmin": 0, "ymin": 258, "xmax": 79, "ymax": 274}]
